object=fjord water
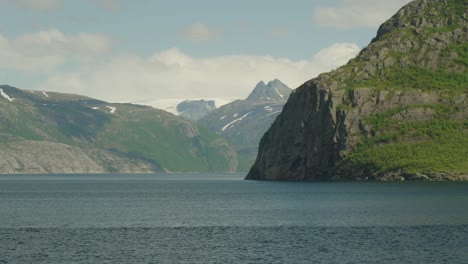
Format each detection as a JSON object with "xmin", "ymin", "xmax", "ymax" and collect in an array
[{"xmin": 1, "ymin": 174, "xmax": 467, "ymax": 263}]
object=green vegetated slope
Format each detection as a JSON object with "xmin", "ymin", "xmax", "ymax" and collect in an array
[
  {"xmin": 96, "ymin": 104, "xmax": 236, "ymax": 172},
  {"xmin": 0, "ymin": 85, "xmax": 237, "ymax": 173},
  {"xmin": 343, "ymin": 104, "xmax": 468, "ymax": 177},
  {"xmin": 248, "ymin": 0, "xmax": 467, "ymax": 181},
  {"xmin": 336, "ymin": 0, "xmax": 468, "ymax": 178}
]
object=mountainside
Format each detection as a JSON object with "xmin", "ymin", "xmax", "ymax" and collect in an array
[
  {"xmin": 177, "ymin": 100, "xmax": 216, "ymax": 121},
  {"xmin": 247, "ymin": 0, "xmax": 468, "ymax": 181},
  {"xmin": 0, "ymin": 85, "xmax": 237, "ymax": 174},
  {"xmin": 200, "ymin": 80, "xmax": 292, "ymax": 171}
]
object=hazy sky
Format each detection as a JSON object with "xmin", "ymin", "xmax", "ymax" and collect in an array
[{"xmin": 0, "ymin": 0, "xmax": 411, "ymax": 103}]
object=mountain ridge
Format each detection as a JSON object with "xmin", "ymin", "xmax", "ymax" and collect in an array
[{"xmin": 0, "ymin": 85, "xmax": 238, "ymax": 174}]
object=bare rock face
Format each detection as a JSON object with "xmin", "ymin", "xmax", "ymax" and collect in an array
[
  {"xmin": 247, "ymin": 0, "xmax": 467, "ymax": 181},
  {"xmin": 0, "ymin": 141, "xmax": 105, "ymax": 174},
  {"xmin": 0, "ymin": 141, "xmax": 157, "ymax": 174}
]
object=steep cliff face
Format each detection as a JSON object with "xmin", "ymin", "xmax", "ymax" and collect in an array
[{"xmin": 247, "ymin": 0, "xmax": 468, "ymax": 181}]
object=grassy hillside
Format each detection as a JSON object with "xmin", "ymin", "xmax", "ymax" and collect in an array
[{"xmin": 341, "ymin": 104, "xmax": 468, "ymax": 176}]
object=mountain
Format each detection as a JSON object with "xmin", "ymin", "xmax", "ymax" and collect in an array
[
  {"xmin": 200, "ymin": 80, "xmax": 292, "ymax": 171},
  {"xmin": 177, "ymin": 100, "xmax": 216, "ymax": 121},
  {"xmin": 247, "ymin": 0, "xmax": 468, "ymax": 181},
  {"xmin": 246, "ymin": 79, "xmax": 291, "ymax": 101},
  {"xmin": 0, "ymin": 85, "xmax": 237, "ymax": 174}
]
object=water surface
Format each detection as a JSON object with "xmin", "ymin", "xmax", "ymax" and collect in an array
[{"xmin": 1, "ymin": 174, "xmax": 467, "ymax": 263}]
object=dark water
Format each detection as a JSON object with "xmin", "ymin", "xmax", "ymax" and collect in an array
[{"xmin": 1, "ymin": 174, "xmax": 467, "ymax": 263}]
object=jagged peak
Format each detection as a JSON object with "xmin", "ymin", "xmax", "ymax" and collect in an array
[
  {"xmin": 246, "ymin": 79, "xmax": 292, "ymax": 101},
  {"xmin": 267, "ymin": 79, "xmax": 286, "ymax": 87}
]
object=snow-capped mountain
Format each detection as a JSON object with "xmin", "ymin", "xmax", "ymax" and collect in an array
[{"xmin": 199, "ymin": 79, "xmax": 292, "ymax": 171}]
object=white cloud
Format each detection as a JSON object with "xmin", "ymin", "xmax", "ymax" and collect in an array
[
  {"xmin": 313, "ymin": 43, "xmax": 361, "ymax": 69},
  {"xmin": 150, "ymin": 48, "xmax": 193, "ymax": 67},
  {"xmin": 184, "ymin": 22, "xmax": 220, "ymax": 41},
  {"xmin": 40, "ymin": 43, "xmax": 360, "ymax": 104},
  {"xmin": 0, "ymin": 0, "xmax": 63, "ymax": 11},
  {"xmin": 0, "ymin": 29, "xmax": 112, "ymax": 71},
  {"xmin": 313, "ymin": 0, "xmax": 412, "ymax": 29}
]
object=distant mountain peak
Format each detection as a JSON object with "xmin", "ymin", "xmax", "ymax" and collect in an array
[
  {"xmin": 256, "ymin": 80, "xmax": 267, "ymax": 87},
  {"xmin": 246, "ymin": 79, "xmax": 291, "ymax": 102},
  {"xmin": 267, "ymin": 79, "xmax": 285, "ymax": 87},
  {"xmin": 177, "ymin": 99, "xmax": 217, "ymax": 121}
]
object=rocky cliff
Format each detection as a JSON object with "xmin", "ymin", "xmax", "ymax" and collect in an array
[{"xmin": 247, "ymin": 0, "xmax": 468, "ymax": 181}]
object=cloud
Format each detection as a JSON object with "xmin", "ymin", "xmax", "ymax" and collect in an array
[
  {"xmin": 0, "ymin": 29, "xmax": 112, "ymax": 71},
  {"xmin": 313, "ymin": 43, "xmax": 361, "ymax": 69},
  {"xmin": 0, "ymin": 0, "xmax": 63, "ymax": 11},
  {"xmin": 313, "ymin": 0, "xmax": 412, "ymax": 29},
  {"xmin": 40, "ymin": 43, "xmax": 360, "ymax": 103},
  {"xmin": 184, "ymin": 22, "xmax": 220, "ymax": 41}
]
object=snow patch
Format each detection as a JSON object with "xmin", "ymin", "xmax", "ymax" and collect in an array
[
  {"xmin": 221, "ymin": 112, "xmax": 253, "ymax": 131},
  {"xmin": 106, "ymin": 106, "xmax": 116, "ymax": 113},
  {"xmin": 220, "ymin": 115, "xmax": 227, "ymax": 121},
  {"xmin": 42, "ymin": 92, "xmax": 49, "ymax": 98},
  {"xmin": 266, "ymin": 110, "xmax": 282, "ymax": 117},
  {"xmin": 92, "ymin": 107, "xmax": 101, "ymax": 110},
  {"xmin": 264, "ymin": 106, "xmax": 273, "ymax": 111},
  {"xmin": 274, "ymin": 88, "xmax": 284, "ymax": 99},
  {"xmin": 0, "ymin": 88, "xmax": 14, "ymax": 102}
]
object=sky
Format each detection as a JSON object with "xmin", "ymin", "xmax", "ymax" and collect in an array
[{"xmin": 0, "ymin": 0, "xmax": 412, "ymax": 104}]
